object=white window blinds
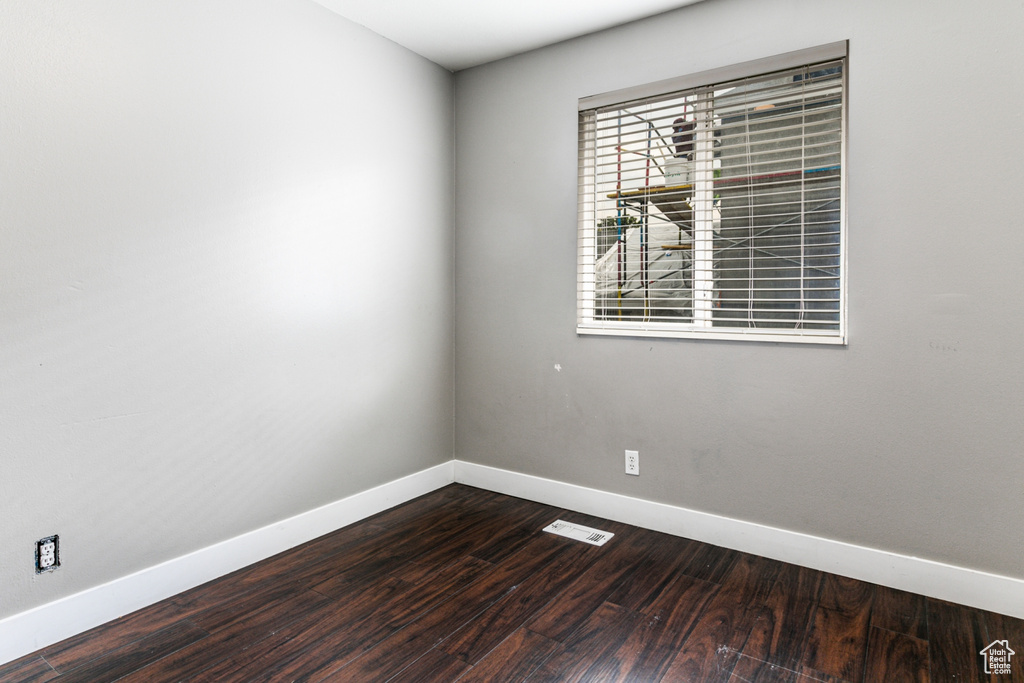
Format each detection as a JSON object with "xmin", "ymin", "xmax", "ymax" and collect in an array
[{"xmin": 577, "ymin": 45, "xmax": 847, "ymax": 343}]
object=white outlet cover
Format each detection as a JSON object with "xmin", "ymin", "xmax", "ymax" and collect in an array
[{"xmin": 625, "ymin": 449, "xmax": 639, "ymax": 475}]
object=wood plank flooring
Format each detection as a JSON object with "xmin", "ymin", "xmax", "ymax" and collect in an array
[{"xmin": 2, "ymin": 484, "xmax": 1021, "ymax": 682}]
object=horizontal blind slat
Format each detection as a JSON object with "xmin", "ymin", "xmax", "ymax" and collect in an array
[{"xmin": 578, "ymin": 50, "xmax": 845, "ymax": 342}]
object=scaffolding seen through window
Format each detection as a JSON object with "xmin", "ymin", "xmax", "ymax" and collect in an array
[{"xmin": 577, "ymin": 44, "xmax": 847, "ymax": 344}]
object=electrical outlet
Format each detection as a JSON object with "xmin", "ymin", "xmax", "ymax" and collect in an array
[
  {"xmin": 625, "ymin": 450, "xmax": 639, "ymax": 476},
  {"xmin": 36, "ymin": 535, "xmax": 60, "ymax": 574}
]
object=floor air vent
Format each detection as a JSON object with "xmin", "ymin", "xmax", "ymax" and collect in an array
[{"xmin": 542, "ymin": 520, "xmax": 614, "ymax": 546}]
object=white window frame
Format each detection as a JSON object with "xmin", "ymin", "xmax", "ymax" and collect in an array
[{"xmin": 577, "ymin": 42, "xmax": 848, "ymax": 344}]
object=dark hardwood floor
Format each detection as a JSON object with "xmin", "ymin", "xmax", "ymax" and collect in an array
[{"xmin": 2, "ymin": 484, "xmax": 1021, "ymax": 682}]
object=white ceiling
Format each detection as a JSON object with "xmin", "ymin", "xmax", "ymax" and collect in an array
[{"xmin": 309, "ymin": 0, "xmax": 707, "ymax": 71}]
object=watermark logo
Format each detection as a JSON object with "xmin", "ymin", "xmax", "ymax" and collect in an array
[{"xmin": 980, "ymin": 640, "xmax": 1015, "ymax": 675}]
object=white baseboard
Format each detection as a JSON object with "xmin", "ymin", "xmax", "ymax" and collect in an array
[
  {"xmin": 0, "ymin": 461, "xmax": 455, "ymax": 666},
  {"xmin": 5, "ymin": 457, "xmax": 1021, "ymax": 667},
  {"xmin": 454, "ymin": 460, "xmax": 1024, "ymax": 620}
]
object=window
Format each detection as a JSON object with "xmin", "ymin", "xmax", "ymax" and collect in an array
[{"xmin": 577, "ymin": 42, "xmax": 847, "ymax": 344}]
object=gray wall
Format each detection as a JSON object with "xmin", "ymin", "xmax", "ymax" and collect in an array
[
  {"xmin": 0, "ymin": 0, "xmax": 453, "ymax": 618},
  {"xmin": 454, "ymin": 0, "xmax": 1024, "ymax": 579}
]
